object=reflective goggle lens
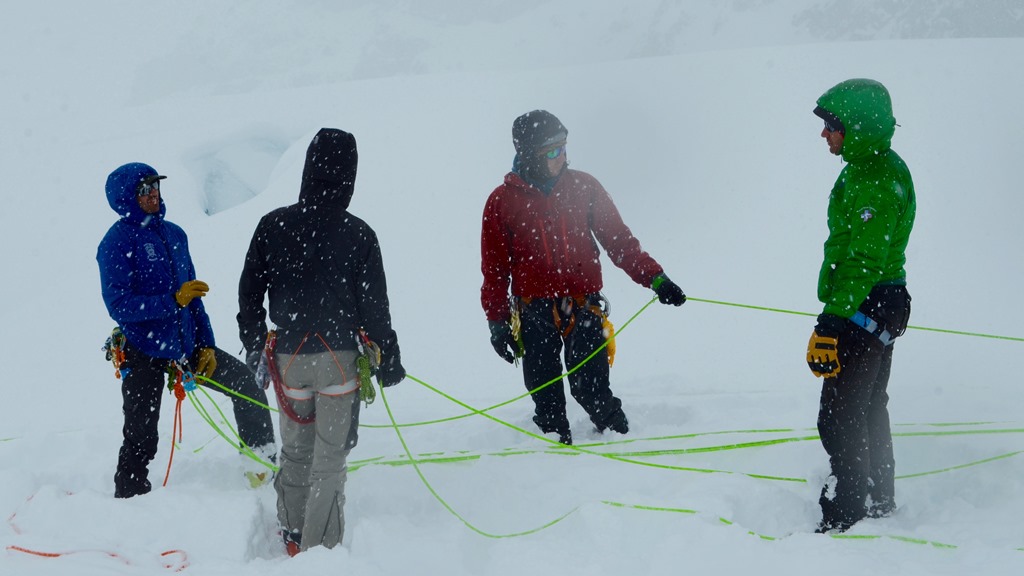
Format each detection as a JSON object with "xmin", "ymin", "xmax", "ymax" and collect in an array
[{"xmin": 545, "ymin": 145, "xmax": 565, "ymax": 160}]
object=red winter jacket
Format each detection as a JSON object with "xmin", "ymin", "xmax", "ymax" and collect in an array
[{"xmin": 480, "ymin": 169, "xmax": 664, "ymax": 321}]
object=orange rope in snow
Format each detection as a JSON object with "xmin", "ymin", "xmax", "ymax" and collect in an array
[{"xmin": 6, "ymin": 545, "xmax": 189, "ymax": 572}]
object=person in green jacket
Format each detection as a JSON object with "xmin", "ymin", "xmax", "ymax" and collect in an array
[{"xmin": 806, "ymin": 79, "xmax": 915, "ymax": 533}]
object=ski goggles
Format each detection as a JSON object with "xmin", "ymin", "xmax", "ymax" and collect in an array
[
  {"xmin": 544, "ymin": 145, "xmax": 565, "ymax": 160},
  {"xmin": 136, "ymin": 175, "xmax": 166, "ymax": 196},
  {"xmin": 823, "ymin": 119, "xmax": 842, "ymax": 134},
  {"xmin": 814, "ymin": 106, "xmax": 845, "ymax": 134}
]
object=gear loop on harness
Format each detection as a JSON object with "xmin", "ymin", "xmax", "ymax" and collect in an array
[
  {"xmin": 507, "ymin": 296, "xmax": 526, "ymax": 363},
  {"xmin": 102, "ymin": 326, "xmax": 129, "ymax": 379},
  {"xmin": 162, "ymin": 360, "xmax": 188, "ymax": 486},
  {"xmin": 356, "ymin": 330, "xmax": 381, "ymax": 407}
]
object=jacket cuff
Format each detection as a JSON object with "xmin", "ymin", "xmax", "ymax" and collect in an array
[{"xmin": 814, "ymin": 313, "xmax": 847, "ymax": 337}]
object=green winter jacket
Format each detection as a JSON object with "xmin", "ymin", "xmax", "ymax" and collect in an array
[{"xmin": 816, "ymin": 79, "xmax": 916, "ymax": 318}]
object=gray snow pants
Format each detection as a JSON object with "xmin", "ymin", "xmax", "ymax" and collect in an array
[{"xmin": 274, "ymin": 350, "xmax": 361, "ymax": 551}]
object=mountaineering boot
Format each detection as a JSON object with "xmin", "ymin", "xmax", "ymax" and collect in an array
[
  {"xmin": 867, "ymin": 499, "xmax": 897, "ymax": 519},
  {"xmin": 282, "ymin": 529, "xmax": 302, "ymax": 557},
  {"xmin": 595, "ymin": 408, "xmax": 629, "ymax": 435},
  {"xmin": 815, "ymin": 515, "xmax": 858, "ymax": 534},
  {"xmin": 114, "ymin": 472, "xmax": 152, "ymax": 499},
  {"xmin": 541, "ymin": 429, "xmax": 572, "ymax": 445},
  {"xmin": 541, "ymin": 428, "xmax": 572, "ymax": 445},
  {"xmin": 243, "ymin": 443, "xmax": 278, "ymax": 488},
  {"xmin": 533, "ymin": 414, "xmax": 572, "ymax": 445}
]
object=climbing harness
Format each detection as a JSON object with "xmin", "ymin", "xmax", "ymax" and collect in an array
[
  {"xmin": 102, "ymin": 326, "xmax": 128, "ymax": 379},
  {"xmin": 263, "ymin": 330, "xmax": 315, "ymax": 425},
  {"xmin": 263, "ymin": 329, "xmax": 382, "ymax": 422},
  {"xmin": 850, "ymin": 311, "xmax": 895, "ymax": 347},
  {"xmin": 520, "ymin": 293, "xmax": 616, "ymax": 366}
]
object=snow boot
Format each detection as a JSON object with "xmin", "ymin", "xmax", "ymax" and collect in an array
[
  {"xmin": 595, "ymin": 408, "xmax": 629, "ymax": 435},
  {"xmin": 533, "ymin": 415, "xmax": 572, "ymax": 445},
  {"xmin": 867, "ymin": 499, "xmax": 896, "ymax": 519},
  {"xmin": 282, "ymin": 529, "xmax": 302, "ymax": 557},
  {"xmin": 815, "ymin": 516, "xmax": 858, "ymax": 534}
]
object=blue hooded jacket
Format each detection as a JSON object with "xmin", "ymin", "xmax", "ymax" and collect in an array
[{"xmin": 97, "ymin": 162, "xmax": 215, "ymax": 360}]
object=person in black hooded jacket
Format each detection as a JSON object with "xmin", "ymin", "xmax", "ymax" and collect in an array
[{"xmin": 237, "ymin": 128, "xmax": 405, "ymax": 554}]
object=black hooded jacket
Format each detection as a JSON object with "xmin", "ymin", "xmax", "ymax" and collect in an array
[{"xmin": 237, "ymin": 129, "xmax": 401, "ymax": 373}]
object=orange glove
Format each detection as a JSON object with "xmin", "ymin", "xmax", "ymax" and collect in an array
[
  {"xmin": 175, "ymin": 280, "xmax": 209, "ymax": 307},
  {"xmin": 807, "ymin": 313, "xmax": 846, "ymax": 378},
  {"xmin": 196, "ymin": 347, "xmax": 217, "ymax": 378},
  {"xmin": 806, "ymin": 331, "xmax": 841, "ymax": 378}
]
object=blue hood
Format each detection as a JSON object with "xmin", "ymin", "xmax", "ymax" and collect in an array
[{"xmin": 105, "ymin": 162, "xmax": 166, "ymax": 225}]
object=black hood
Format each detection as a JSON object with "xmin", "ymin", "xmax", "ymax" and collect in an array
[{"xmin": 299, "ymin": 128, "xmax": 358, "ymax": 208}]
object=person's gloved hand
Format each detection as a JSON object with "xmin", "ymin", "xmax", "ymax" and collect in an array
[
  {"xmin": 196, "ymin": 347, "xmax": 217, "ymax": 378},
  {"xmin": 175, "ymin": 280, "xmax": 210, "ymax": 308},
  {"xmin": 245, "ymin": 350, "xmax": 273, "ymax": 390},
  {"xmin": 245, "ymin": 350, "xmax": 262, "ymax": 373},
  {"xmin": 651, "ymin": 274, "xmax": 686, "ymax": 306},
  {"xmin": 378, "ymin": 354, "xmax": 406, "ymax": 388},
  {"xmin": 488, "ymin": 320, "xmax": 520, "ymax": 364},
  {"xmin": 807, "ymin": 313, "xmax": 846, "ymax": 378}
]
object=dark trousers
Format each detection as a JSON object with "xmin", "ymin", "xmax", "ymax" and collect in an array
[
  {"xmin": 115, "ymin": 343, "xmax": 276, "ymax": 498},
  {"xmin": 520, "ymin": 296, "xmax": 623, "ymax": 435},
  {"xmin": 817, "ymin": 285, "xmax": 911, "ymax": 527}
]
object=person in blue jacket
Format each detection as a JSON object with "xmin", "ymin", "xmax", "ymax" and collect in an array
[{"xmin": 97, "ymin": 162, "xmax": 276, "ymax": 498}]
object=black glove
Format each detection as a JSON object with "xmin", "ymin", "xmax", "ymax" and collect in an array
[
  {"xmin": 488, "ymin": 320, "xmax": 520, "ymax": 364},
  {"xmin": 807, "ymin": 313, "xmax": 846, "ymax": 378},
  {"xmin": 378, "ymin": 353, "xmax": 406, "ymax": 388},
  {"xmin": 652, "ymin": 274, "xmax": 686, "ymax": 306}
]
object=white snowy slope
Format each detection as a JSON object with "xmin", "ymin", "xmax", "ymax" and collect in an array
[{"xmin": 1, "ymin": 2, "xmax": 1022, "ymax": 575}]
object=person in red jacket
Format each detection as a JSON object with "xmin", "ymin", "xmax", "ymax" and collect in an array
[{"xmin": 481, "ymin": 110, "xmax": 686, "ymax": 445}]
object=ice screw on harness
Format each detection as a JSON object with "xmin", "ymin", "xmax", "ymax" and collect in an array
[{"xmin": 508, "ymin": 297, "xmax": 526, "ymax": 365}]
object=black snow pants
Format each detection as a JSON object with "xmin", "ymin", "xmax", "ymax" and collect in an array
[
  {"xmin": 817, "ymin": 284, "xmax": 911, "ymax": 528},
  {"xmin": 115, "ymin": 343, "xmax": 276, "ymax": 498},
  {"xmin": 519, "ymin": 295, "xmax": 626, "ymax": 440}
]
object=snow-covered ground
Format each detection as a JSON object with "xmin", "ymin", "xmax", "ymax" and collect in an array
[{"xmin": 2, "ymin": 2, "xmax": 1022, "ymax": 575}]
